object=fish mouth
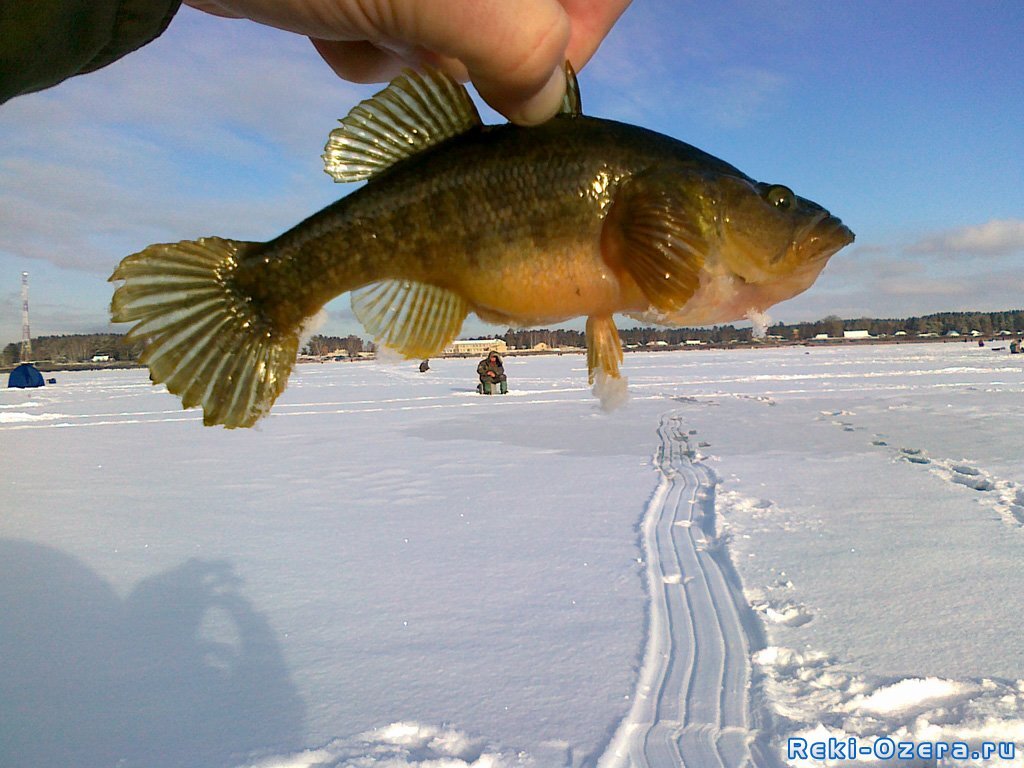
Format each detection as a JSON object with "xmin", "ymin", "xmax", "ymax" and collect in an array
[{"xmin": 804, "ymin": 213, "xmax": 855, "ymax": 263}]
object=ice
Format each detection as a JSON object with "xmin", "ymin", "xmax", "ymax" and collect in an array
[{"xmin": 3, "ymin": 342, "xmax": 1024, "ymax": 767}]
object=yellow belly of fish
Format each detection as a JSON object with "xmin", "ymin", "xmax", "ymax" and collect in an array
[{"xmin": 457, "ymin": 241, "xmax": 648, "ymax": 326}]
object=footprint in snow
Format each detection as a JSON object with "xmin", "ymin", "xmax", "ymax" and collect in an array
[
  {"xmin": 899, "ymin": 447, "xmax": 931, "ymax": 465},
  {"xmin": 894, "ymin": 450, "xmax": 1024, "ymax": 529},
  {"xmin": 951, "ymin": 463, "xmax": 980, "ymax": 476},
  {"xmin": 948, "ymin": 464, "xmax": 994, "ymax": 492}
]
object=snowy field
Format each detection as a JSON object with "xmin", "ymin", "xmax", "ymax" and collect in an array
[{"xmin": 3, "ymin": 342, "xmax": 1024, "ymax": 768}]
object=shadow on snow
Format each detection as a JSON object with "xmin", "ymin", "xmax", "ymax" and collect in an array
[{"xmin": 0, "ymin": 540, "xmax": 305, "ymax": 768}]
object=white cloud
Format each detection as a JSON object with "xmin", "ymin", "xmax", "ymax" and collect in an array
[
  {"xmin": 907, "ymin": 219, "xmax": 1024, "ymax": 256},
  {"xmin": 771, "ymin": 249, "xmax": 1024, "ymax": 323}
]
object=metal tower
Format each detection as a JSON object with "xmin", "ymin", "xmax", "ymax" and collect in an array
[{"xmin": 21, "ymin": 271, "xmax": 31, "ymax": 360}]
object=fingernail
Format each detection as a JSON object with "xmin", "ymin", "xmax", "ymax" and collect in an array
[{"xmin": 509, "ymin": 67, "xmax": 566, "ymax": 126}]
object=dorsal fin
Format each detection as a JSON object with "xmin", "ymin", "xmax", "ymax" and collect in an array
[
  {"xmin": 558, "ymin": 61, "xmax": 582, "ymax": 116},
  {"xmin": 323, "ymin": 68, "xmax": 482, "ymax": 182}
]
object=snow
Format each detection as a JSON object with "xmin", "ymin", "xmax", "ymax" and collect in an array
[
  {"xmin": 2, "ymin": 342, "xmax": 1023, "ymax": 767},
  {"xmin": 0, "ymin": 411, "xmax": 69, "ymax": 423},
  {"xmin": 591, "ymin": 370, "xmax": 630, "ymax": 411}
]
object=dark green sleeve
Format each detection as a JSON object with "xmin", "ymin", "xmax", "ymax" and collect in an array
[{"xmin": 0, "ymin": 0, "xmax": 182, "ymax": 105}]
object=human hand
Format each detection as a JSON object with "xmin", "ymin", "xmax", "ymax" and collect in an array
[{"xmin": 184, "ymin": 0, "xmax": 631, "ymax": 125}]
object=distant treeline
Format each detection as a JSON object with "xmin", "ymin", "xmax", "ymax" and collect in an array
[
  {"xmin": 301, "ymin": 334, "xmax": 372, "ymax": 357},
  {"xmin": 774, "ymin": 310, "xmax": 1024, "ymax": 341},
  {"xmin": 1, "ymin": 332, "xmax": 372, "ymax": 365},
  {"xmin": 6, "ymin": 309, "xmax": 1024, "ymax": 365},
  {"xmin": 497, "ymin": 310, "xmax": 1024, "ymax": 348},
  {"xmin": 2, "ymin": 334, "xmax": 143, "ymax": 366}
]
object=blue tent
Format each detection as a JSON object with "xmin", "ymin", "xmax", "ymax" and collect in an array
[{"xmin": 8, "ymin": 363, "xmax": 45, "ymax": 388}]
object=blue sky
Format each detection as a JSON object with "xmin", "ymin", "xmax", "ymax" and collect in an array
[{"xmin": 1, "ymin": 0, "xmax": 1022, "ymax": 345}]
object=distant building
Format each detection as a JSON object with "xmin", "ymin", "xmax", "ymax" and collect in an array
[
  {"xmin": 843, "ymin": 330, "xmax": 873, "ymax": 340},
  {"xmin": 444, "ymin": 339, "xmax": 508, "ymax": 356},
  {"xmin": 812, "ymin": 333, "xmax": 831, "ymax": 340},
  {"xmin": 91, "ymin": 354, "xmax": 111, "ymax": 362}
]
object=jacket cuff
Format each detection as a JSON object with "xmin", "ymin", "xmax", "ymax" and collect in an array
[
  {"xmin": 82, "ymin": 0, "xmax": 183, "ymax": 76},
  {"xmin": 0, "ymin": 0, "xmax": 183, "ymax": 104}
]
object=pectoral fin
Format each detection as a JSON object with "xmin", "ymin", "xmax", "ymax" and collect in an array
[
  {"xmin": 603, "ymin": 169, "xmax": 708, "ymax": 313},
  {"xmin": 351, "ymin": 280, "xmax": 469, "ymax": 359}
]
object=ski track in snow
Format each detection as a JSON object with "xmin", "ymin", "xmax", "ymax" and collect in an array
[{"xmin": 599, "ymin": 411, "xmax": 775, "ymax": 768}]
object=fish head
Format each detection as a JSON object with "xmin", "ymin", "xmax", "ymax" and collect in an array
[
  {"xmin": 713, "ymin": 175, "xmax": 854, "ymax": 289},
  {"xmin": 610, "ymin": 165, "xmax": 854, "ymax": 327}
]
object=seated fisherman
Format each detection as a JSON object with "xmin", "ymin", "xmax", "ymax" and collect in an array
[{"xmin": 477, "ymin": 351, "xmax": 508, "ymax": 394}]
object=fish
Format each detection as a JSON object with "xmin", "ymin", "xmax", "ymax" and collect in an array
[{"xmin": 110, "ymin": 64, "xmax": 854, "ymax": 428}]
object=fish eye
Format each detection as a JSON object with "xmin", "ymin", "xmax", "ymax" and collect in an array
[{"xmin": 766, "ymin": 185, "xmax": 795, "ymax": 210}]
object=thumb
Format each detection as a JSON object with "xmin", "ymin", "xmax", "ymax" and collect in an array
[{"xmin": 402, "ymin": 0, "xmax": 570, "ymax": 125}]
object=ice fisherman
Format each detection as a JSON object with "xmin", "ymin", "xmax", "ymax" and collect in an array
[{"xmin": 477, "ymin": 352, "xmax": 508, "ymax": 395}]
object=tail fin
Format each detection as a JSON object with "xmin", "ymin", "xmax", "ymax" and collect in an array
[{"xmin": 110, "ymin": 237, "xmax": 300, "ymax": 428}]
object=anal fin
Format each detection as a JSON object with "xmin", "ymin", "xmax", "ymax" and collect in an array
[{"xmin": 352, "ymin": 280, "xmax": 469, "ymax": 359}]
